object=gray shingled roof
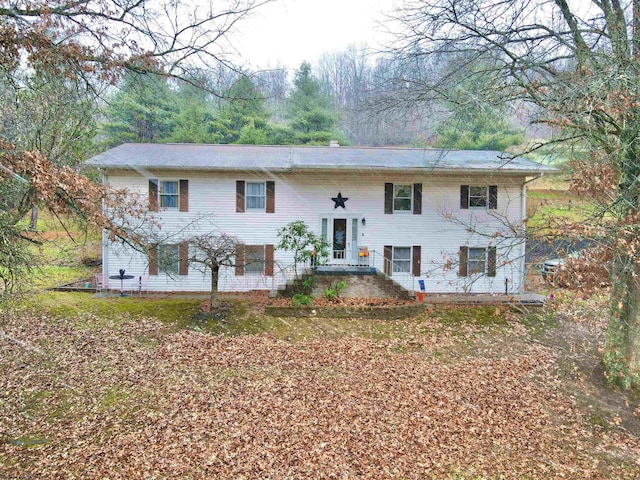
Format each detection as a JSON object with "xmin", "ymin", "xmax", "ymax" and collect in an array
[{"xmin": 87, "ymin": 143, "xmax": 555, "ymax": 175}]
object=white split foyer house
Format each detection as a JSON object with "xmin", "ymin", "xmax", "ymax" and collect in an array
[{"xmin": 88, "ymin": 143, "xmax": 554, "ymax": 295}]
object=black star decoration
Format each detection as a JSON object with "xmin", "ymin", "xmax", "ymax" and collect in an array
[{"xmin": 332, "ymin": 192, "xmax": 348, "ymax": 209}]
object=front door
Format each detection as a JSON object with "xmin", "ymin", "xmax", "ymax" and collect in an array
[{"xmin": 323, "ymin": 216, "xmax": 359, "ymax": 263}]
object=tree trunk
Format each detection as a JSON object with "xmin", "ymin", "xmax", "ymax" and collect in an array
[
  {"xmin": 29, "ymin": 206, "xmax": 38, "ymax": 230},
  {"xmin": 605, "ymin": 111, "xmax": 640, "ymax": 388},
  {"xmin": 606, "ymin": 251, "xmax": 640, "ymax": 389},
  {"xmin": 210, "ymin": 266, "xmax": 220, "ymax": 309}
]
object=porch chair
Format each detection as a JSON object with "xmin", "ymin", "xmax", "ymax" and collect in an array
[{"xmin": 94, "ymin": 274, "xmax": 109, "ymax": 296}]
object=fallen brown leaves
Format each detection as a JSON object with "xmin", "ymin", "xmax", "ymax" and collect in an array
[{"xmin": 1, "ymin": 305, "xmax": 639, "ymax": 479}]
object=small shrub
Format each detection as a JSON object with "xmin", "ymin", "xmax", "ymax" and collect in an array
[
  {"xmin": 302, "ymin": 276, "xmax": 314, "ymax": 290},
  {"xmin": 324, "ymin": 281, "xmax": 346, "ymax": 301},
  {"xmin": 291, "ymin": 293, "xmax": 313, "ymax": 306},
  {"xmin": 291, "ymin": 275, "xmax": 315, "ymax": 295}
]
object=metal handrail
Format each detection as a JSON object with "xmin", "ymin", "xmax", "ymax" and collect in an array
[
  {"xmin": 226, "ymin": 250, "xmax": 418, "ymax": 294},
  {"xmin": 270, "ymin": 259, "xmax": 312, "ymax": 292},
  {"xmin": 367, "ymin": 249, "xmax": 416, "ymax": 292}
]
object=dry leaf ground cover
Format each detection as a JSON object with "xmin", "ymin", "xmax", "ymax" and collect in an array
[{"xmin": 1, "ymin": 292, "xmax": 640, "ymax": 479}]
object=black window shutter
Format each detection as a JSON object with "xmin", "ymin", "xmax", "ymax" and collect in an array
[
  {"xmin": 265, "ymin": 244, "xmax": 274, "ymax": 276},
  {"xmin": 413, "ymin": 183, "xmax": 422, "ymax": 215},
  {"xmin": 489, "ymin": 185, "xmax": 498, "ymax": 210},
  {"xmin": 384, "ymin": 245, "xmax": 393, "ymax": 276},
  {"xmin": 179, "ymin": 180, "xmax": 189, "ymax": 212},
  {"xmin": 179, "ymin": 242, "xmax": 189, "ymax": 276},
  {"xmin": 235, "ymin": 244, "xmax": 245, "ymax": 276},
  {"xmin": 459, "ymin": 246, "xmax": 468, "ymax": 277},
  {"xmin": 384, "ymin": 183, "xmax": 393, "ymax": 214},
  {"xmin": 236, "ymin": 181, "xmax": 245, "ymax": 213},
  {"xmin": 266, "ymin": 181, "xmax": 275, "ymax": 213},
  {"xmin": 149, "ymin": 244, "xmax": 158, "ymax": 276},
  {"xmin": 149, "ymin": 179, "xmax": 159, "ymax": 212},
  {"xmin": 412, "ymin": 245, "xmax": 421, "ymax": 276},
  {"xmin": 460, "ymin": 185, "xmax": 469, "ymax": 209},
  {"xmin": 487, "ymin": 246, "xmax": 497, "ymax": 277}
]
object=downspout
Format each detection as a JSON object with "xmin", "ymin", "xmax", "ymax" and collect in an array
[
  {"xmin": 521, "ymin": 174, "xmax": 543, "ymax": 292},
  {"xmin": 521, "ymin": 181, "xmax": 527, "ymax": 292},
  {"xmin": 102, "ymin": 171, "xmax": 108, "ymax": 282}
]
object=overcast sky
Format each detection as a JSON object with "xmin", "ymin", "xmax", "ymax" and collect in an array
[{"xmin": 233, "ymin": 0, "xmax": 398, "ymax": 70}]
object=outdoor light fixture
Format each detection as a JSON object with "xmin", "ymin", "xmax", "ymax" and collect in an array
[{"xmin": 362, "ymin": 217, "xmax": 366, "ymax": 226}]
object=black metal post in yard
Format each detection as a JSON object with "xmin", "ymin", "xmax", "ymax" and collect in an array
[{"xmin": 505, "ymin": 278, "xmax": 509, "ymax": 295}]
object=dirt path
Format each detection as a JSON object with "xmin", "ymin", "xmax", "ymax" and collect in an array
[{"xmin": 536, "ymin": 305, "xmax": 640, "ymax": 435}]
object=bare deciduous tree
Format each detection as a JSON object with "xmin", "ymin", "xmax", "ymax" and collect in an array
[
  {"xmin": 0, "ymin": 0, "xmax": 274, "ymax": 90},
  {"xmin": 187, "ymin": 233, "xmax": 239, "ymax": 308},
  {"xmin": 0, "ymin": 0, "xmax": 272, "ymax": 294},
  {"xmin": 389, "ymin": 0, "xmax": 640, "ymax": 388}
]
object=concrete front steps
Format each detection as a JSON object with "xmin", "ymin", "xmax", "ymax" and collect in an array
[{"xmin": 276, "ymin": 267, "xmax": 414, "ymax": 300}]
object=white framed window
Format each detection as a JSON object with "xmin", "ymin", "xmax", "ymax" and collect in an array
[
  {"xmin": 469, "ymin": 186, "xmax": 488, "ymax": 208},
  {"xmin": 393, "ymin": 246, "xmax": 411, "ymax": 273},
  {"xmin": 246, "ymin": 182, "xmax": 266, "ymax": 210},
  {"xmin": 244, "ymin": 245, "xmax": 265, "ymax": 274},
  {"xmin": 159, "ymin": 181, "xmax": 179, "ymax": 209},
  {"xmin": 158, "ymin": 244, "xmax": 179, "ymax": 274},
  {"xmin": 468, "ymin": 247, "xmax": 487, "ymax": 275},
  {"xmin": 394, "ymin": 184, "xmax": 412, "ymax": 212}
]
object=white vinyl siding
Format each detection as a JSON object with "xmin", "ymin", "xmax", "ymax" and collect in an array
[{"xmin": 104, "ymin": 171, "xmax": 526, "ymax": 294}]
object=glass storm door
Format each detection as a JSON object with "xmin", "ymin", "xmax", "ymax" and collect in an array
[{"xmin": 322, "ymin": 216, "xmax": 360, "ymax": 264}]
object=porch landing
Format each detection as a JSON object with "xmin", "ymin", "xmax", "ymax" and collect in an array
[{"xmin": 314, "ymin": 266, "xmax": 377, "ymax": 275}]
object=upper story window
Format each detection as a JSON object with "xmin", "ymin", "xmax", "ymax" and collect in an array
[
  {"xmin": 469, "ymin": 186, "xmax": 488, "ymax": 208},
  {"xmin": 148, "ymin": 179, "xmax": 188, "ymax": 212},
  {"xmin": 160, "ymin": 181, "xmax": 179, "ymax": 209},
  {"xmin": 460, "ymin": 185, "xmax": 498, "ymax": 210},
  {"xmin": 384, "ymin": 183, "xmax": 422, "ymax": 214},
  {"xmin": 236, "ymin": 180, "xmax": 275, "ymax": 213},
  {"xmin": 246, "ymin": 182, "xmax": 266, "ymax": 210},
  {"xmin": 394, "ymin": 185, "xmax": 412, "ymax": 212}
]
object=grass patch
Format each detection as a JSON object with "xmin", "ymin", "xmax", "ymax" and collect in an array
[
  {"xmin": 520, "ymin": 309, "xmax": 559, "ymax": 336},
  {"xmin": 526, "ymin": 189, "xmax": 593, "ymax": 231},
  {"xmin": 31, "ymin": 265, "xmax": 96, "ymax": 289},
  {"xmin": 187, "ymin": 308, "xmax": 430, "ymax": 342},
  {"xmin": 99, "ymin": 386, "xmax": 129, "ymax": 410},
  {"xmin": 4, "ymin": 436, "xmax": 49, "ymax": 447},
  {"xmin": 431, "ymin": 305, "xmax": 511, "ymax": 328},
  {"xmin": 23, "ymin": 292, "xmax": 202, "ymax": 326}
]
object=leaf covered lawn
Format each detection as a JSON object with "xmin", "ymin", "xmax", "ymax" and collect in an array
[{"xmin": 1, "ymin": 304, "xmax": 639, "ymax": 479}]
